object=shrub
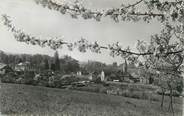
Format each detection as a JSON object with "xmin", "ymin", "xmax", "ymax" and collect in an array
[
  {"xmin": 1, "ymin": 72, "xmax": 16, "ymax": 83},
  {"xmin": 176, "ymin": 80, "xmax": 183, "ymax": 94},
  {"xmin": 23, "ymin": 71, "xmax": 35, "ymax": 85},
  {"xmin": 15, "ymin": 76, "xmax": 24, "ymax": 84},
  {"xmin": 51, "ymin": 75, "xmax": 62, "ymax": 88},
  {"xmin": 92, "ymin": 77, "xmax": 102, "ymax": 84},
  {"xmin": 99, "ymin": 87, "xmax": 107, "ymax": 93},
  {"xmin": 48, "ymin": 76, "xmax": 55, "ymax": 87},
  {"xmin": 60, "ymin": 75, "xmax": 78, "ymax": 85},
  {"xmin": 0, "ymin": 74, "xmax": 3, "ymax": 79},
  {"xmin": 35, "ymin": 71, "xmax": 54, "ymax": 87},
  {"xmin": 102, "ymin": 82, "xmax": 110, "ymax": 87},
  {"xmin": 165, "ymin": 90, "xmax": 180, "ymax": 97},
  {"xmin": 38, "ymin": 80, "xmax": 49, "ymax": 87},
  {"xmin": 119, "ymin": 89, "xmax": 150, "ymax": 100}
]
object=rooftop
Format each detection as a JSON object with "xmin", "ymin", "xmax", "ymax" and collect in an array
[{"xmin": 0, "ymin": 63, "xmax": 7, "ymax": 69}]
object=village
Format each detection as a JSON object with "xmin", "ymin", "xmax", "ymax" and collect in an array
[
  {"xmin": 0, "ymin": 53, "xmax": 152, "ymax": 83},
  {"xmin": 0, "ymin": 0, "xmax": 183, "ymax": 115},
  {"xmin": 0, "ymin": 61, "xmax": 147, "ymax": 83},
  {"xmin": 0, "ymin": 50, "xmax": 160, "ymax": 96},
  {"xmin": 0, "ymin": 51, "xmax": 182, "ymax": 116}
]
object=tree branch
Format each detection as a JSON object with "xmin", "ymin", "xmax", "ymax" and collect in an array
[
  {"xmin": 125, "ymin": 0, "xmax": 144, "ymax": 8},
  {"xmin": 99, "ymin": 46, "xmax": 183, "ymax": 56},
  {"xmin": 130, "ymin": 12, "xmax": 164, "ymax": 17},
  {"xmin": 35, "ymin": 0, "xmax": 168, "ymax": 22},
  {"xmin": 1, "ymin": 14, "xmax": 183, "ymax": 57}
]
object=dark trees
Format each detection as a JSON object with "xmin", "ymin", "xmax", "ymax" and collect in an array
[
  {"xmin": 54, "ymin": 51, "xmax": 60, "ymax": 71},
  {"xmin": 44, "ymin": 58, "xmax": 49, "ymax": 70}
]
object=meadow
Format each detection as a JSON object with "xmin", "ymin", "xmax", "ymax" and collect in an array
[{"xmin": 0, "ymin": 83, "xmax": 183, "ymax": 116}]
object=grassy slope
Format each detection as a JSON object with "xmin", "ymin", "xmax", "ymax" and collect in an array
[{"xmin": 0, "ymin": 83, "xmax": 183, "ymax": 116}]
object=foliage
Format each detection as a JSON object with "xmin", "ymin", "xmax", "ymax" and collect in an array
[
  {"xmin": 176, "ymin": 79, "xmax": 183, "ymax": 93},
  {"xmin": 0, "ymin": 50, "xmax": 80, "ymax": 73},
  {"xmin": 81, "ymin": 61, "xmax": 106, "ymax": 73},
  {"xmin": 43, "ymin": 58, "xmax": 49, "ymax": 70},
  {"xmin": 92, "ymin": 76, "xmax": 102, "ymax": 84},
  {"xmin": 53, "ymin": 51, "xmax": 60, "ymax": 71},
  {"xmin": 60, "ymin": 75, "xmax": 77, "ymax": 85},
  {"xmin": 22, "ymin": 71, "xmax": 35, "ymax": 85},
  {"xmin": 61, "ymin": 55, "xmax": 80, "ymax": 73},
  {"xmin": 1, "ymin": 72, "xmax": 17, "ymax": 83}
]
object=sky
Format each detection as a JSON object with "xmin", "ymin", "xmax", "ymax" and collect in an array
[{"xmin": 0, "ymin": 0, "xmax": 162, "ymax": 64}]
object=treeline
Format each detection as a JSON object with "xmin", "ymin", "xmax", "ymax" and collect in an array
[
  {"xmin": 0, "ymin": 50, "xmax": 80, "ymax": 73},
  {"xmin": 80, "ymin": 60, "xmax": 126, "ymax": 79},
  {"xmin": 0, "ymin": 50, "xmax": 125, "ymax": 76}
]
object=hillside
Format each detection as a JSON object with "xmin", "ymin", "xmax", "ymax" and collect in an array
[{"xmin": 0, "ymin": 83, "xmax": 183, "ymax": 116}]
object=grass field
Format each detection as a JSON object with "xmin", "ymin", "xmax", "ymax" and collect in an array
[{"xmin": 0, "ymin": 83, "xmax": 183, "ymax": 116}]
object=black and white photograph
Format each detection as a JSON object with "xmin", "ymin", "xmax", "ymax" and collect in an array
[{"xmin": 0, "ymin": 0, "xmax": 183, "ymax": 116}]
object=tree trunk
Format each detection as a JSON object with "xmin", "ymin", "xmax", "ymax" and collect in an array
[
  {"xmin": 168, "ymin": 86, "xmax": 174, "ymax": 116},
  {"xmin": 160, "ymin": 88, "xmax": 165, "ymax": 108}
]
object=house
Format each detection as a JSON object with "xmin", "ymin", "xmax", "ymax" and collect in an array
[
  {"xmin": 15, "ymin": 61, "xmax": 32, "ymax": 72},
  {"xmin": 85, "ymin": 71, "xmax": 104, "ymax": 81},
  {"xmin": 77, "ymin": 71, "xmax": 82, "ymax": 76},
  {"xmin": 118, "ymin": 60, "xmax": 148, "ymax": 83},
  {"xmin": 0, "ymin": 63, "xmax": 7, "ymax": 74},
  {"xmin": 139, "ymin": 77, "xmax": 148, "ymax": 84},
  {"xmin": 88, "ymin": 73, "xmax": 93, "ymax": 80},
  {"xmin": 106, "ymin": 73, "xmax": 121, "ymax": 82},
  {"xmin": 100, "ymin": 70, "xmax": 105, "ymax": 81},
  {"xmin": 86, "ymin": 72, "xmax": 98, "ymax": 81},
  {"xmin": 0, "ymin": 63, "xmax": 13, "ymax": 74}
]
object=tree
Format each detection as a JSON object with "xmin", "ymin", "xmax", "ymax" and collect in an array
[
  {"xmin": 112, "ymin": 62, "xmax": 117, "ymax": 67},
  {"xmin": 44, "ymin": 58, "xmax": 49, "ymax": 70},
  {"xmin": 124, "ymin": 59, "xmax": 128, "ymax": 74},
  {"xmin": 54, "ymin": 51, "xmax": 60, "ymax": 71},
  {"xmin": 0, "ymin": 51, "xmax": 9, "ymax": 64},
  {"xmin": 50, "ymin": 63, "xmax": 55, "ymax": 71},
  {"xmin": 83, "ymin": 61, "xmax": 106, "ymax": 73},
  {"xmin": 0, "ymin": 0, "xmax": 184, "ymax": 115},
  {"xmin": 62, "ymin": 55, "xmax": 80, "ymax": 73}
]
